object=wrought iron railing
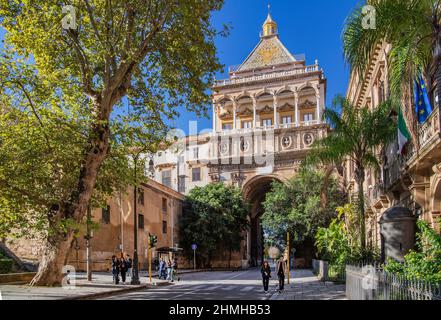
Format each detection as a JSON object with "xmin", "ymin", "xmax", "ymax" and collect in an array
[{"xmin": 346, "ymin": 263, "xmax": 441, "ymax": 300}]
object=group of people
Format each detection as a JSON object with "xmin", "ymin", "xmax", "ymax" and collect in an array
[
  {"xmin": 261, "ymin": 257, "xmax": 288, "ymax": 294},
  {"xmin": 111, "ymin": 254, "xmax": 133, "ymax": 285},
  {"xmin": 158, "ymin": 257, "xmax": 179, "ymax": 282}
]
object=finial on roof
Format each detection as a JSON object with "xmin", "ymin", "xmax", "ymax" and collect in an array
[{"xmin": 262, "ymin": 4, "xmax": 277, "ymax": 37}]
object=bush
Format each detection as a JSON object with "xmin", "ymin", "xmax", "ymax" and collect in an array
[
  {"xmin": 0, "ymin": 258, "xmax": 13, "ymax": 274},
  {"xmin": 384, "ymin": 220, "xmax": 441, "ymax": 284}
]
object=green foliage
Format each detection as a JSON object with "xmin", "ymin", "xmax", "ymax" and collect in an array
[
  {"xmin": 307, "ymin": 96, "xmax": 396, "ymax": 249},
  {"xmin": 384, "ymin": 220, "xmax": 441, "ymax": 284},
  {"xmin": 315, "ymin": 204, "xmax": 380, "ymax": 266},
  {"xmin": 0, "ymin": 1, "xmax": 225, "ymax": 243},
  {"xmin": 262, "ymin": 168, "xmax": 347, "ymax": 248},
  {"xmin": 179, "ymin": 183, "xmax": 249, "ymax": 267}
]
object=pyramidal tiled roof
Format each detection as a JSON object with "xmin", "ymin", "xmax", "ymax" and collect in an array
[{"xmin": 237, "ymin": 36, "xmax": 297, "ymax": 72}]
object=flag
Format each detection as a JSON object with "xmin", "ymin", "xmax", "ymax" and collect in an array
[
  {"xmin": 414, "ymin": 76, "xmax": 433, "ymax": 123},
  {"xmin": 398, "ymin": 107, "xmax": 411, "ymax": 155}
]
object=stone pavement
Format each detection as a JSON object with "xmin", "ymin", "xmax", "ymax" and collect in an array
[
  {"xmin": 270, "ymin": 269, "xmax": 347, "ymax": 300},
  {"xmin": 0, "ymin": 269, "xmax": 199, "ymax": 300}
]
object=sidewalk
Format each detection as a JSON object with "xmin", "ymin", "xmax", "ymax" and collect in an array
[
  {"xmin": 270, "ymin": 269, "xmax": 347, "ymax": 300},
  {"xmin": 0, "ymin": 269, "xmax": 200, "ymax": 300}
]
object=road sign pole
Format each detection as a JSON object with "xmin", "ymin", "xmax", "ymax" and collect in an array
[
  {"xmin": 287, "ymin": 232, "xmax": 290, "ymax": 285},
  {"xmin": 193, "ymin": 249, "xmax": 196, "ymax": 270},
  {"xmin": 148, "ymin": 241, "xmax": 152, "ymax": 284}
]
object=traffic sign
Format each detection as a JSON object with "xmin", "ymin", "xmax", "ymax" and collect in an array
[{"xmin": 191, "ymin": 244, "xmax": 197, "ymax": 250}]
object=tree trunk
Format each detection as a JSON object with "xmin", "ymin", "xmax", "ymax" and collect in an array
[
  {"xmin": 30, "ymin": 104, "xmax": 111, "ymax": 286},
  {"xmin": 320, "ymin": 165, "xmax": 335, "ymax": 210},
  {"xmin": 29, "ymin": 231, "xmax": 75, "ymax": 286},
  {"xmin": 355, "ymin": 165, "xmax": 366, "ymax": 252}
]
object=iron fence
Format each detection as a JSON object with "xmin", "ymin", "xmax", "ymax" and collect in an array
[{"xmin": 346, "ymin": 263, "xmax": 441, "ymax": 300}]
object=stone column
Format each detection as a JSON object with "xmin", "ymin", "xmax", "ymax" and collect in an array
[
  {"xmin": 212, "ymin": 102, "xmax": 217, "ymax": 133},
  {"xmin": 294, "ymin": 92, "xmax": 299, "ymax": 127},
  {"xmin": 252, "ymin": 96, "xmax": 257, "ymax": 128},
  {"xmin": 316, "ymin": 93, "xmax": 321, "ymax": 124},
  {"xmin": 273, "ymin": 94, "xmax": 278, "ymax": 128},
  {"xmin": 233, "ymin": 100, "xmax": 237, "ymax": 130}
]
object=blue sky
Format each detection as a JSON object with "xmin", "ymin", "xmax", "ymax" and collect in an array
[
  {"xmin": 174, "ymin": 0, "xmax": 361, "ymax": 134},
  {"xmin": 0, "ymin": 0, "xmax": 361, "ymax": 134}
]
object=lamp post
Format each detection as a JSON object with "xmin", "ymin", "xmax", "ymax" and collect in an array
[
  {"xmin": 84, "ymin": 205, "xmax": 93, "ymax": 282},
  {"xmin": 131, "ymin": 152, "xmax": 142, "ymax": 285}
]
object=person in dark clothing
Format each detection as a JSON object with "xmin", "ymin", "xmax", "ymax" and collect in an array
[
  {"xmin": 261, "ymin": 261, "xmax": 272, "ymax": 293},
  {"xmin": 111, "ymin": 255, "xmax": 120, "ymax": 285},
  {"xmin": 120, "ymin": 255, "xmax": 128, "ymax": 284},
  {"xmin": 276, "ymin": 257, "xmax": 286, "ymax": 293},
  {"xmin": 125, "ymin": 254, "xmax": 133, "ymax": 280}
]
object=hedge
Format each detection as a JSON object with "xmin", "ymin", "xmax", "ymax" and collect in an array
[{"xmin": 0, "ymin": 258, "xmax": 14, "ymax": 274}]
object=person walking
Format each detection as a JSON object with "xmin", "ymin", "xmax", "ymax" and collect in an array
[
  {"xmin": 173, "ymin": 257, "xmax": 180, "ymax": 281},
  {"xmin": 158, "ymin": 258, "xmax": 165, "ymax": 279},
  {"xmin": 120, "ymin": 255, "xmax": 128, "ymax": 284},
  {"xmin": 166, "ymin": 259, "xmax": 173, "ymax": 282},
  {"xmin": 276, "ymin": 257, "xmax": 286, "ymax": 293},
  {"xmin": 125, "ymin": 254, "xmax": 132, "ymax": 280},
  {"xmin": 261, "ymin": 261, "xmax": 272, "ymax": 293},
  {"xmin": 111, "ymin": 255, "xmax": 120, "ymax": 285}
]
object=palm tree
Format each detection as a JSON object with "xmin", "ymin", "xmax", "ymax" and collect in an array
[
  {"xmin": 307, "ymin": 95, "xmax": 396, "ymax": 250},
  {"xmin": 343, "ymin": 0, "xmax": 441, "ymax": 144}
]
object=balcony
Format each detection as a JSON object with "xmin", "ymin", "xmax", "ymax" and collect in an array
[
  {"xmin": 214, "ymin": 64, "xmax": 321, "ymax": 88},
  {"xmin": 217, "ymin": 121, "xmax": 321, "ymax": 136}
]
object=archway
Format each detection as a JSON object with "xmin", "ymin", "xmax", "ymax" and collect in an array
[{"xmin": 243, "ymin": 175, "xmax": 282, "ymax": 267}]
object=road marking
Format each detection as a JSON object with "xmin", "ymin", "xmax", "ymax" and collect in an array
[
  {"xmin": 240, "ymin": 286, "xmax": 255, "ymax": 292},
  {"xmin": 227, "ymin": 270, "xmax": 252, "ymax": 280}
]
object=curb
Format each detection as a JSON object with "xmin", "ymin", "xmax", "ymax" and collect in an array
[{"xmin": 64, "ymin": 281, "xmax": 172, "ymax": 300}]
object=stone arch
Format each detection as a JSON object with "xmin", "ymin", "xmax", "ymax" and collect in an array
[{"xmin": 241, "ymin": 175, "xmax": 284, "ymax": 266}]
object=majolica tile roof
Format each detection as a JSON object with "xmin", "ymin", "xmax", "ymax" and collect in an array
[{"xmin": 238, "ymin": 32, "xmax": 296, "ymax": 72}]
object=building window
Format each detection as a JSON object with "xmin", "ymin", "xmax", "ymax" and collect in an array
[
  {"xmin": 262, "ymin": 118, "xmax": 273, "ymax": 128},
  {"xmin": 192, "ymin": 167, "xmax": 201, "ymax": 182},
  {"xmin": 138, "ymin": 188, "xmax": 145, "ymax": 206},
  {"xmin": 222, "ymin": 123, "xmax": 233, "ymax": 131},
  {"xmin": 102, "ymin": 205, "xmax": 110, "ymax": 224},
  {"xmin": 281, "ymin": 116, "xmax": 292, "ymax": 127},
  {"xmin": 303, "ymin": 113, "xmax": 314, "ymax": 122},
  {"xmin": 178, "ymin": 176, "xmax": 186, "ymax": 193},
  {"xmin": 138, "ymin": 214, "xmax": 144, "ymax": 229},
  {"xmin": 162, "ymin": 198, "xmax": 167, "ymax": 214},
  {"xmin": 162, "ymin": 170, "xmax": 172, "ymax": 188},
  {"xmin": 242, "ymin": 121, "xmax": 252, "ymax": 129},
  {"xmin": 162, "ymin": 221, "xmax": 167, "ymax": 234},
  {"xmin": 378, "ymin": 81, "xmax": 385, "ymax": 104}
]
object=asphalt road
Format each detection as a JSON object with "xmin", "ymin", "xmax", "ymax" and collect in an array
[{"xmin": 102, "ymin": 268, "xmax": 279, "ymax": 300}]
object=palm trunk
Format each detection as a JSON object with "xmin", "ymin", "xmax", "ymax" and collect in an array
[
  {"xmin": 30, "ymin": 114, "xmax": 110, "ymax": 286},
  {"xmin": 320, "ymin": 165, "xmax": 335, "ymax": 210},
  {"xmin": 355, "ymin": 165, "xmax": 366, "ymax": 252}
]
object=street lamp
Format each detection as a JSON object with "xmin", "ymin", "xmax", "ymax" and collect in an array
[{"xmin": 131, "ymin": 151, "xmax": 143, "ymax": 285}]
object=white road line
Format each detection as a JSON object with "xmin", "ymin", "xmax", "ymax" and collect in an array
[{"xmin": 240, "ymin": 286, "xmax": 255, "ymax": 292}]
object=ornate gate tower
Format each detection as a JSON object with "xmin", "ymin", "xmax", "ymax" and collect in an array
[{"xmin": 210, "ymin": 11, "xmax": 329, "ymax": 267}]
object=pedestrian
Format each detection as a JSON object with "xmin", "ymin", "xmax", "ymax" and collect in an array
[
  {"xmin": 276, "ymin": 257, "xmax": 286, "ymax": 293},
  {"xmin": 166, "ymin": 259, "xmax": 173, "ymax": 282},
  {"xmin": 261, "ymin": 261, "xmax": 271, "ymax": 293},
  {"xmin": 120, "ymin": 255, "xmax": 128, "ymax": 284},
  {"xmin": 111, "ymin": 255, "xmax": 120, "ymax": 285},
  {"xmin": 173, "ymin": 257, "xmax": 180, "ymax": 281},
  {"xmin": 125, "ymin": 254, "xmax": 132, "ymax": 280},
  {"xmin": 158, "ymin": 258, "xmax": 165, "ymax": 279}
]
